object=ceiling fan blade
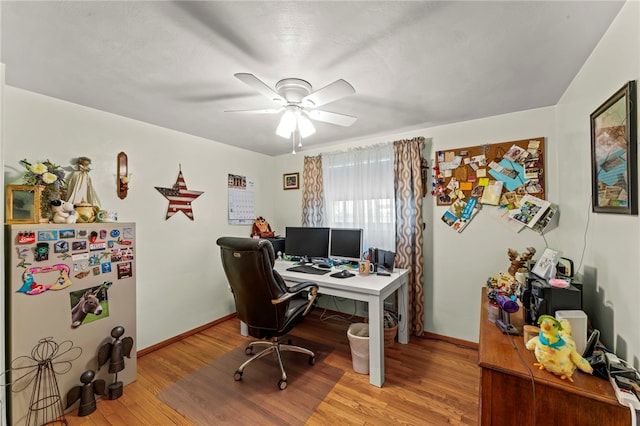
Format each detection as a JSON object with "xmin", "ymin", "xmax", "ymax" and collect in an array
[
  {"xmin": 224, "ymin": 108, "xmax": 283, "ymax": 114},
  {"xmin": 307, "ymin": 110, "xmax": 358, "ymax": 127},
  {"xmin": 234, "ymin": 73, "xmax": 286, "ymax": 104},
  {"xmin": 303, "ymin": 79, "xmax": 355, "ymax": 108}
]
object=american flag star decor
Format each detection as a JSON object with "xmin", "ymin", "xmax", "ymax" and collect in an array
[{"xmin": 155, "ymin": 167, "xmax": 204, "ymax": 220}]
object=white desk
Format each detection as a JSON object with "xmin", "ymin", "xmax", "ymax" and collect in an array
[{"xmin": 241, "ymin": 260, "xmax": 409, "ymax": 387}]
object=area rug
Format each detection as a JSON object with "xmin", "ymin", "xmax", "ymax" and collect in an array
[{"xmin": 157, "ymin": 335, "xmax": 343, "ymax": 425}]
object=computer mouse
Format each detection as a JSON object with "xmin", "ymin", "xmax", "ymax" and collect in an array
[{"xmin": 339, "ymin": 270, "xmax": 354, "ymax": 278}]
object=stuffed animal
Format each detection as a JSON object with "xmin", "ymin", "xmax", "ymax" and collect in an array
[
  {"xmin": 251, "ymin": 216, "xmax": 275, "ymax": 238},
  {"xmin": 507, "ymin": 247, "xmax": 536, "ymax": 276},
  {"xmin": 51, "ymin": 199, "xmax": 77, "ymax": 224},
  {"xmin": 525, "ymin": 314, "xmax": 593, "ymax": 382}
]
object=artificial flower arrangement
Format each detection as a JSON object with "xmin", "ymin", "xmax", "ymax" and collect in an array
[{"xmin": 19, "ymin": 159, "xmax": 67, "ymax": 220}]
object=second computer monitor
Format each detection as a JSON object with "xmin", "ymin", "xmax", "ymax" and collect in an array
[
  {"xmin": 329, "ymin": 228, "xmax": 363, "ymax": 262},
  {"xmin": 284, "ymin": 227, "xmax": 330, "ymax": 261}
]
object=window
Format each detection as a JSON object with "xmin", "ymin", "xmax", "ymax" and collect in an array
[{"xmin": 322, "ymin": 144, "xmax": 396, "ymax": 252}]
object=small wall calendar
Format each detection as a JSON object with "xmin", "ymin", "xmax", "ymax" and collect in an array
[{"xmin": 228, "ymin": 174, "xmax": 255, "ymax": 225}]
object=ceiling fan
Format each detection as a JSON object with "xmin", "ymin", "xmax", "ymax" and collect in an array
[{"xmin": 225, "ymin": 73, "xmax": 357, "ymax": 152}]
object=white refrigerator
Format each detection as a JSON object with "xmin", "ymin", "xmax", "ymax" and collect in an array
[{"xmin": 4, "ymin": 223, "xmax": 137, "ymax": 425}]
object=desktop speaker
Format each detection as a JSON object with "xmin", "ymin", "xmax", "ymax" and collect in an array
[{"xmin": 369, "ymin": 248, "xmax": 395, "ymax": 273}]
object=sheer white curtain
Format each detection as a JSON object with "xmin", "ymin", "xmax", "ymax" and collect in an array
[{"xmin": 322, "ymin": 144, "xmax": 395, "ymax": 253}]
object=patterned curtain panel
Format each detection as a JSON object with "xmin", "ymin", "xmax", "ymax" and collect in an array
[
  {"xmin": 393, "ymin": 137, "xmax": 425, "ymax": 336},
  {"xmin": 301, "ymin": 155, "xmax": 324, "ymax": 226}
]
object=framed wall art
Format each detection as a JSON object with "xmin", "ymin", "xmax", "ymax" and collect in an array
[
  {"xmin": 590, "ymin": 80, "xmax": 637, "ymax": 214},
  {"xmin": 5, "ymin": 185, "xmax": 43, "ymax": 224},
  {"xmin": 283, "ymin": 172, "xmax": 300, "ymax": 190}
]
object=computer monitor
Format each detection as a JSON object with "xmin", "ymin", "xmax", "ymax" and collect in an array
[
  {"xmin": 284, "ymin": 227, "xmax": 330, "ymax": 262},
  {"xmin": 329, "ymin": 228, "xmax": 363, "ymax": 263}
]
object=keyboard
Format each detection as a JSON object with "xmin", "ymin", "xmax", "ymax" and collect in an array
[{"xmin": 286, "ymin": 265, "xmax": 331, "ymax": 275}]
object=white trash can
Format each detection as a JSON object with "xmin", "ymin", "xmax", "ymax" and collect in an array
[{"xmin": 347, "ymin": 323, "xmax": 369, "ymax": 374}]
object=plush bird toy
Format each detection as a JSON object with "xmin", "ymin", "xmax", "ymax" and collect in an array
[{"xmin": 525, "ymin": 315, "xmax": 593, "ymax": 382}]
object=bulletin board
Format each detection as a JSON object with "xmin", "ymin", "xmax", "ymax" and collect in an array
[{"xmin": 433, "ymin": 137, "xmax": 545, "ymax": 206}]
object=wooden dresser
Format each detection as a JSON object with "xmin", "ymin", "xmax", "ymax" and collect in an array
[{"xmin": 478, "ymin": 289, "xmax": 629, "ymax": 425}]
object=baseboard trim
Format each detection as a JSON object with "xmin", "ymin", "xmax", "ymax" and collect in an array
[
  {"xmin": 422, "ymin": 331, "xmax": 478, "ymax": 350},
  {"xmin": 137, "ymin": 313, "xmax": 237, "ymax": 358},
  {"xmin": 137, "ymin": 312, "xmax": 478, "ymax": 357}
]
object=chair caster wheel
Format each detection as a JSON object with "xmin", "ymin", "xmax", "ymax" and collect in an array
[
  {"xmin": 278, "ymin": 379, "xmax": 287, "ymax": 390},
  {"xmin": 234, "ymin": 371, "xmax": 243, "ymax": 381},
  {"xmin": 309, "ymin": 356, "xmax": 315, "ymax": 365},
  {"xmin": 245, "ymin": 346, "xmax": 253, "ymax": 355}
]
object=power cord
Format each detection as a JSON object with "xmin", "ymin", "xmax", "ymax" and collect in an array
[
  {"xmin": 319, "ymin": 296, "xmax": 357, "ymax": 323},
  {"xmin": 606, "ymin": 352, "xmax": 640, "ymax": 425},
  {"xmin": 508, "ymin": 332, "xmax": 537, "ymax": 426},
  {"xmin": 540, "ymin": 231, "xmax": 548, "ymax": 249},
  {"xmin": 576, "ymin": 196, "xmax": 592, "ymax": 276}
]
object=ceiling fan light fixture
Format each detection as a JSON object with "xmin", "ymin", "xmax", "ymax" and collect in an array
[
  {"xmin": 230, "ymin": 74, "xmax": 357, "ymax": 147},
  {"xmin": 297, "ymin": 113, "xmax": 316, "ymax": 138},
  {"xmin": 276, "ymin": 107, "xmax": 315, "ymax": 139},
  {"xmin": 276, "ymin": 108, "xmax": 297, "ymax": 138}
]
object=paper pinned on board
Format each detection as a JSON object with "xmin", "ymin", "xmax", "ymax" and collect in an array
[
  {"xmin": 508, "ymin": 194, "xmax": 551, "ymax": 228},
  {"xmin": 480, "ymin": 180, "xmax": 504, "ymax": 205},
  {"xmin": 441, "ymin": 198, "xmax": 480, "ymax": 233}
]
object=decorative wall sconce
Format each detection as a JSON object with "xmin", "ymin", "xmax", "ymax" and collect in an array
[{"xmin": 117, "ymin": 152, "xmax": 129, "ymax": 199}]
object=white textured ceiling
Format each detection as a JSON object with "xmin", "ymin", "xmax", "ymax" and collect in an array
[{"xmin": 1, "ymin": 1, "xmax": 624, "ymax": 156}]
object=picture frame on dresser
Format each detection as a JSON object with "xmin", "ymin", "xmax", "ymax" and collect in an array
[
  {"xmin": 590, "ymin": 80, "xmax": 637, "ymax": 215},
  {"xmin": 5, "ymin": 185, "xmax": 43, "ymax": 224}
]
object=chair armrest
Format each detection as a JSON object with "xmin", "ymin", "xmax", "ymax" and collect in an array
[
  {"xmin": 271, "ymin": 283, "xmax": 319, "ymax": 315},
  {"xmin": 287, "ymin": 281, "xmax": 318, "ymax": 293}
]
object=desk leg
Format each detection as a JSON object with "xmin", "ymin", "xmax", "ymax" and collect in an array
[
  {"xmin": 398, "ymin": 278, "xmax": 409, "ymax": 344},
  {"xmin": 368, "ymin": 296, "xmax": 384, "ymax": 387},
  {"xmin": 240, "ymin": 321, "xmax": 248, "ymax": 337}
]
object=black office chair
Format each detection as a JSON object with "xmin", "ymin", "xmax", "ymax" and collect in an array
[{"xmin": 216, "ymin": 236, "xmax": 319, "ymax": 390}]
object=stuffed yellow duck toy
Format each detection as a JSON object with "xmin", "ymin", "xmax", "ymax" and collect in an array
[{"xmin": 525, "ymin": 314, "xmax": 593, "ymax": 382}]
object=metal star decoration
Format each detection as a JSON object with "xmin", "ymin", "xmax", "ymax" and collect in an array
[{"xmin": 155, "ymin": 166, "xmax": 204, "ymax": 220}]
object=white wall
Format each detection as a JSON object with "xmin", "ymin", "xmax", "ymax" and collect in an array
[
  {"xmin": 3, "ymin": 87, "xmax": 276, "ymax": 349},
  {"xmin": 421, "ymin": 108, "xmax": 559, "ymax": 342},
  {"xmin": 556, "ymin": 0, "xmax": 640, "ymax": 366}
]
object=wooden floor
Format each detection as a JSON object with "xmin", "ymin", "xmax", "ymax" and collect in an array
[{"xmin": 64, "ymin": 311, "xmax": 480, "ymax": 425}]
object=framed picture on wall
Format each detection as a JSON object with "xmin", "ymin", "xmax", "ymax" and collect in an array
[
  {"xmin": 283, "ymin": 172, "xmax": 300, "ymax": 190},
  {"xmin": 590, "ymin": 80, "xmax": 637, "ymax": 214}
]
